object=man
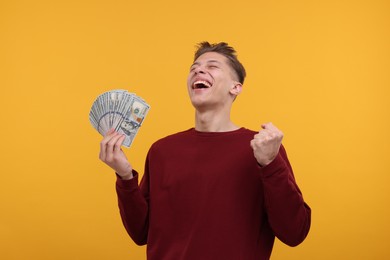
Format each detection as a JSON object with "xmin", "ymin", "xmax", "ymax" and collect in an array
[{"xmin": 99, "ymin": 42, "xmax": 311, "ymax": 259}]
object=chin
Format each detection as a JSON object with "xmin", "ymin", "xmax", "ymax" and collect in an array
[
  {"xmin": 191, "ymin": 99, "xmax": 217, "ymax": 111},
  {"xmin": 190, "ymin": 98, "xmax": 206, "ymax": 108}
]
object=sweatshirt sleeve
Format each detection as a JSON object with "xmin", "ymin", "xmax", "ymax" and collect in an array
[
  {"xmin": 116, "ymin": 168, "xmax": 150, "ymax": 246},
  {"xmin": 260, "ymin": 145, "xmax": 311, "ymax": 246}
]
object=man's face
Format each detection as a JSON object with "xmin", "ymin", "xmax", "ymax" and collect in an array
[{"xmin": 187, "ymin": 52, "xmax": 241, "ymax": 110}]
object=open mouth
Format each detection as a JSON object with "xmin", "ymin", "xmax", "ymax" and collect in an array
[{"xmin": 192, "ymin": 80, "xmax": 212, "ymax": 89}]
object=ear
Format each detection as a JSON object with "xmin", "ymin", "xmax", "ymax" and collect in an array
[{"xmin": 229, "ymin": 82, "xmax": 243, "ymax": 96}]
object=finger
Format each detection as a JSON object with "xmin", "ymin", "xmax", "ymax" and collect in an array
[
  {"xmin": 261, "ymin": 122, "xmax": 274, "ymax": 130},
  {"xmin": 102, "ymin": 130, "xmax": 119, "ymax": 144},
  {"xmin": 263, "ymin": 122, "xmax": 282, "ymax": 133},
  {"xmin": 250, "ymin": 139, "xmax": 256, "ymax": 150},
  {"xmin": 106, "ymin": 133, "xmax": 125, "ymax": 157},
  {"xmin": 106, "ymin": 134, "xmax": 126, "ymax": 163},
  {"xmin": 114, "ymin": 134, "xmax": 126, "ymax": 152},
  {"xmin": 105, "ymin": 128, "xmax": 115, "ymax": 137},
  {"xmin": 100, "ymin": 132, "xmax": 120, "ymax": 161},
  {"xmin": 251, "ymin": 136, "xmax": 265, "ymax": 148},
  {"xmin": 262, "ymin": 123, "xmax": 283, "ymax": 138},
  {"xmin": 99, "ymin": 135, "xmax": 111, "ymax": 161},
  {"xmin": 108, "ymin": 133, "xmax": 123, "ymax": 147},
  {"xmin": 99, "ymin": 143, "xmax": 105, "ymax": 161},
  {"xmin": 256, "ymin": 128, "xmax": 271, "ymax": 138}
]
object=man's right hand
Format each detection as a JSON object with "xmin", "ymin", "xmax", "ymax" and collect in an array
[{"xmin": 99, "ymin": 128, "xmax": 133, "ymax": 180}]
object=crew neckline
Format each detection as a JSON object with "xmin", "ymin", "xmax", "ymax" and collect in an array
[{"xmin": 189, "ymin": 127, "xmax": 246, "ymax": 137}]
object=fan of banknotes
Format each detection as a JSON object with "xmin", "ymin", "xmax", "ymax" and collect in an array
[{"xmin": 89, "ymin": 89, "xmax": 150, "ymax": 148}]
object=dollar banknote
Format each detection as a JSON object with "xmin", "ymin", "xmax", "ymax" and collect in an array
[{"xmin": 89, "ymin": 90, "xmax": 150, "ymax": 148}]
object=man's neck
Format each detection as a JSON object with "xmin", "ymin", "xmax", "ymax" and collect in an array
[{"xmin": 194, "ymin": 108, "xmax": 239, "ymax": 132}]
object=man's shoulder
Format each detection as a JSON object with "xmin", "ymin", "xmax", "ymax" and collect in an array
[
  {"xmin": 240, "ymin": 127, "xmax": 257, "ymax": 135},
  {"xmin": 161, "ymin": 128, "xmax": 194, "ymax": 140},
  {"xmin": 151, "ymin": 128, "xmax": 194, "ymax": 147}
]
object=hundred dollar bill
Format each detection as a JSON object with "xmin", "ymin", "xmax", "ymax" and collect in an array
[
  {"xmin": 115, "ymin": 95, "xmax": 150, "ymax": 147},
  {"xmin": 89, "ymin": 89, "xmax": 150, "ymax": 148}
]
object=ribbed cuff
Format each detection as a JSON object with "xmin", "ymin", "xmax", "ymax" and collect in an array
[
  {"xmin": 116, "ymin": 170, "xmax": 139, "ymax": 190},
  {"xmin": 258, "ymin": 153, "xmax": 287, "ymax": 178}
]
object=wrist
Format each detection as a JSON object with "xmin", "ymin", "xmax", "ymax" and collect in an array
[
  {"xmin": 256, "ymin": 157, "xmax": 274, "ymax": 167},
  {"xmin": 117, "ymin": 171, "xmax": 133, "ymax": 180}
]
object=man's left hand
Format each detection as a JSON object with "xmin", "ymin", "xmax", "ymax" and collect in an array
[{"xmin": 250, "ymin": 122, "xmax": 284, "ymax": 167}]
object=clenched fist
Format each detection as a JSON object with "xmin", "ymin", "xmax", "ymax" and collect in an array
[
  {"xmin": 250, "ymin": 122, "xmax": 283, "ymax": 167},
  {"xmin": 99, "ymin": 128, "xmax": 134, "ymax": 180}
]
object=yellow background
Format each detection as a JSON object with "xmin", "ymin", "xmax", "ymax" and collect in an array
[{"xmin": 1, "ymin": 0, "xmax": 389, "ymax": 259}]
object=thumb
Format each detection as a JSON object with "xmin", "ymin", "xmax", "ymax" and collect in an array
[{"xmin": 261, "ymin": 122, "xmax": 274, "ymax": 130}]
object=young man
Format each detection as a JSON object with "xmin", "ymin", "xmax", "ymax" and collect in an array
[{"xmin": 99, "ymin": 42, "xmax": 311, "ymax": 259}]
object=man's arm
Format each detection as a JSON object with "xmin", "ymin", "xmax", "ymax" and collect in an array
[
  {"xmin": 251, "ymin": 123, "xmax": 311, "ymax": 246},
  {"xmin": 116, "ymin": 170, "xmax": 149, "ymax": 245},
  {"xmin": 260, "ymin": 146, "xmax": 311, "ymax": 246},
  {"xmin": 99, "ymin": 129, "xmax": 149, "ymax": 245}
]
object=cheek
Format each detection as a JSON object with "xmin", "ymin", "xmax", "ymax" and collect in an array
[
  {"xmin": 215, "ymin": 78, "xmax": 232, "ymax": 91},
  {"xmin": 186, "ymin": 73, "xmax": 194, "ymax": 86}
]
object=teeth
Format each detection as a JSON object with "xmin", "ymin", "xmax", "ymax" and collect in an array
[{"xmin": 193, "ymin": 80, "xmax": 211, "ymax": 89}]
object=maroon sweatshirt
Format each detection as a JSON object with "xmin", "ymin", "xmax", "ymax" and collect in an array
[{"xmin": 116, "ymin": 128, "xmax": 311, "ymax": 259}]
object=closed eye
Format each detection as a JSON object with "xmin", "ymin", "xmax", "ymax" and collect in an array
[{"xmin": 190, "ymin": 62, "xmax": 200, "ymax": 72}]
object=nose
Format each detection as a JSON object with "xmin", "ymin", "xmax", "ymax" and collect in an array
[{"xmin": 193, "ymin": 66, "xmax": 206, "ymax": 74}]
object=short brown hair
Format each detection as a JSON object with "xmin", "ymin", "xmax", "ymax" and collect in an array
[{"xmin": 194, "ymin": 42, "xmax": 246, "ymax": 84}]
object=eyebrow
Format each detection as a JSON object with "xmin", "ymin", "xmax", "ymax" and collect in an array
[{"xmin": 190, "ymin": 59, "xmax": 222, "ymax": 69}]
